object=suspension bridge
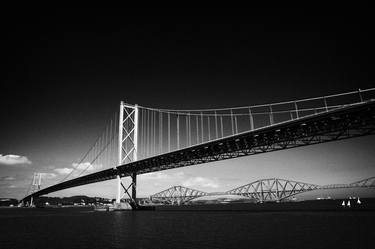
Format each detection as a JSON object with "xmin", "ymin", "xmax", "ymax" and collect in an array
[{"xmin": 22, "ymin": 88, "xmax": 375, "ymax": 209}]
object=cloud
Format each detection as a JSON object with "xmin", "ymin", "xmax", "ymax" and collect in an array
[
  {"xmin": 0, "ymin": 154, "xmax": 31, "ymax": 165},
  {"xmin": 54, "ymin": 162, "xmax": 96, "ymax": 176},
  {"xmin": 138, "ymin": 172, "xmax": 186, "ymax": 188},
  {"xmin": 1, "ymin": 176, "xmax": 15, "ymax": 181},
  {"xmin": 41, "ymin": 173, "xmax": 57, "ymax": 179},
  {"xmin": 141, "ymin": 172, "xmax": 185, "ymax": 180},
  {"xmin": 72, "ymin": 162, "xmax": 95, "ymax": 171},
  {"xmin": 54, "ymin": 168, "xmax": 73, "ymax": 175},
  {"xmin": 8, "ymin": 185, "xmax": 16, "ymax": 188},
  {"xmin": 182, "ymin": 177, "xmax": 220, "ymax": 189}
]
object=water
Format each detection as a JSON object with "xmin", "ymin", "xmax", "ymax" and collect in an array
[{"xmin": 0, "ymin": 208, "xmax": 374, "ymax": 249}]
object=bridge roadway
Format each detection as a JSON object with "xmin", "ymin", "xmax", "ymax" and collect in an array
[{"xmin": 23, "ymin": 100, "xmax": 375, "ymax": 201}]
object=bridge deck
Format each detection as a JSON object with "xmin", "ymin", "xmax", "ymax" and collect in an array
[{"xmin": 24, "ymin": 100, "xmax": 375, "ymax": 200}]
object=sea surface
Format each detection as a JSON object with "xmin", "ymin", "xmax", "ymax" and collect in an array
[{"xmin": 0, "ymin": 208, "xmax": 374, "ymax": 249}]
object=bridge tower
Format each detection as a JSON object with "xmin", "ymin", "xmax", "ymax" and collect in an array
[
  {"xmin": 29, "ymin": 173, "xmax": 42, "ymax": 207},
  {"xmin": 116, "ymin": 101, "xmax": 139, "ymax": 209}
]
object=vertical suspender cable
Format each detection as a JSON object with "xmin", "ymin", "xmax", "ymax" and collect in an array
[
  {"xmin": 234, "ymin": 113, "xmax": 238, "ymax": 134},
  {"xmin": 248, "ymin": 107, "xmax": 254, "ymax": 131},
  {"xmin": 168, "ymin": 112, "xmax": 171, "ymax": 152},
  {"xmin": 207, "ymin": 115, "xmax": 211, "ymax": 141},
  {"xmin": 214, "ymin": 111, "xmax": 218, "ymax": 139},
  {"xmin": 159, "ymin": 111, "xmax": 162, "ymax": 154},
  {"xmin": 153, "ymin": 111, "xmax": 156, "ymax": 155},
  {"xmin": 200, "ymin": 112, "xmax": 204, "ymax": 143},
  {"xmin": 196, "ymin": 114, "xmax": 199, "ymax": 144},
  {"xmin": 358, "ymin": 88, "xmax": 363, "ymax": 102},
  {"xmin": 148, "ymin": 109, "xmax": 151, "ymax": 157},
  {"xmin": 220, "ymin": 116, "xmax": 224, "ymax": 137},
  {"xmin": 108, "ymin": 120, "xmax": 111, "ymax": 168},
  {"xmin": 188, "ymin": 113, "xmax": 191, "ymax": 146},
  {"xmin": 104, "ymin": 124, "xmax": 108, "ymax": 169},
  {"xmin": 140, "ymin": 109, "xmax": 143, "ymax": 159},
  {"xmin": 106, "ymin": 122, "xmax": 109, "ymax": 168},
  {"xmin": 142, "ymin": 109, "xmax": 146, "ymax": 158},
  {"xmin": 324, "ymin": 98, "xmax": 328, "ymax": 112},
  {"xmin": 97, "ymin": 135, "xmax": 102, "ymax": 170},
  {"xmin": 269, "ymin": 105, "xmax": 274, "ymax": 125},
  {"xmin": 177, "ymin": 114, "xmax": 180, "ymax": 150},
  {"xmin": 150, "ymin": 110, "xmax": 154, "ymax": 156},
  {"xmin": 113, "ymin": 112, "xmax": 117, "ymax": 166},
  {"xmin": 230, "ymin": 109, "xmax": 234, "ymax": 135},
  {"xmin": 185, "ymin": 114, "xmax": 188, "ymax": 147},
  {"xmin": 294, "ymin": 102, "xmax": 299, "ymax": 118}
]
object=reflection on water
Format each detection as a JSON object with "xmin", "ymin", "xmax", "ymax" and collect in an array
[{"xmin": 0, "ymin": 208, "xmax": 373, "ymax": 249}]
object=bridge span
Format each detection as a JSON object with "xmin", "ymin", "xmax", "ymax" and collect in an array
[
  {"xmin": 22, "ymin": 89, "xmax": 375, "ymax": 207},
  {"xmin": 148, "ymin": 177, "xmax": 375, "ymax": 205}
]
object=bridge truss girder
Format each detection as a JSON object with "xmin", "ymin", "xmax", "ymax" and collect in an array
[
  {"xmin": 150, "ymin": 186, "xmax": 207, "ymax": 205},
  {"xmin": 349, "ymin": 176, "xmax": 375, "ymax": 188},
  {"xmin": 226, "ymin": 178, "xmax": 320, "ymax": 202}
]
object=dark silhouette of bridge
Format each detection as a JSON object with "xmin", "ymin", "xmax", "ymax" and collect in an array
[{"xmin": 22, "ymin": 89, "xmax": 375, "ymax": 208}]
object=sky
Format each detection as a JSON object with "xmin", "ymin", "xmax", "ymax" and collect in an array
[{"xmin": 1, "ymin": 8, "xmax": 374, "ymax": 199}]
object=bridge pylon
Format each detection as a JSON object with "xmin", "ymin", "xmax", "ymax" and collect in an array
[
  {"xmin": 24, "ymin": 173, "xmax": 43, "ymax": 207},
  {"xmin": 116, "ymin": 101, "xmax": 139, "ymax": 209}
]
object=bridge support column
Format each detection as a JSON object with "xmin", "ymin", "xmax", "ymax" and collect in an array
[
  {"xmin": 132, "ymin": 173, "xmax": 137, "ymax": 203},
  {"xmin": 116, "ymin": 175, "xmax": 121, "ymax": 204}
]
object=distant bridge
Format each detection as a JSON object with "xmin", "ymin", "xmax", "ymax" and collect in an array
[
  {"xmin": 22, "ymin": 88, "xmax": 375, "ymax": 208},
  {"xmin": 148, "ymin": 177, "xmax": 375, "ymax": 205}
]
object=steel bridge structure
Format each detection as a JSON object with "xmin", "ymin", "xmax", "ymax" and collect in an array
[
  {"xmin": 150, "ymin": 186, "xmax": 208, "ymax": 205},
  {"xmin": 22, "ymin": 88, "xmax": 375, "ymax": 208},
  {"xmin": 226, "ymin": 178, "xmax": 320, "ymax": 202},
  {"xmin": 147, "ymin": 176, "xmax": 375, "ymax": 205}
]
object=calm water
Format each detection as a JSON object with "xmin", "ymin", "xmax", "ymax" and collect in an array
[{"xmin": 0, "ymin": 208, "xmax": 373, "ymax": 249}]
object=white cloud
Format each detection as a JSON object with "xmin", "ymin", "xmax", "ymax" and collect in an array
[
  {"xmin": 0, "ymin": 154, "xmax": 31, "ymax": 165},
  {"xmin": 8, "ymin": 185, "xmax": 16, "ymax": 188},
  {"xmin": 72, "ymin": 162, "xmax": 95, "ymax": 171},
  {"xmin": 54, "ymin": 168, "xmax": 73, "ymax": 175},
  {"xmin": 138, "ymin": 172, "xmax": 186, "ymax": 189},
  {"xmin": 2, "ymin": 176, "xmax": 15, "ymax": 181},
  {"xmin": 41, "ymin": 173, "xmax": 57, "ymax": 179},
  {"xmin": 182, "ymin": 177, "xmax": 220, "ymax": 189},
  {"xmin": 140, "ymin": 171, "xmax": 185, "ymax": 180},
  {"xmin": 53, "ymin": 162, "xmax": 97, "ymax": 177}
]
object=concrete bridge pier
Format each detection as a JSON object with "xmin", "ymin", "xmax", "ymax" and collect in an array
[
  {"xmin": 131, "ymin": 172, "xmax": 137, "ymax": 204},
  {"xmin": 115, "ymin": 173, "xmax": 138, "ymax": 210}
]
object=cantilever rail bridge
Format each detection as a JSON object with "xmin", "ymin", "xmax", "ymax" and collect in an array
[{"xmin": 22, "ymin": 89, "xmax": 375, "ymax": 207}]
